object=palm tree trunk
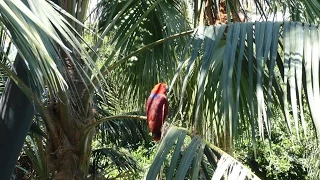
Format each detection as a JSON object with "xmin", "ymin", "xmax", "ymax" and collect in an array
[
  {"xmin": 0, "ymin": 56, "xmax": 36, "ymax": 179},
  {"xmin": 46, "ymin": 1, "xmax": 93, "ymax": 179},
  {"xmin": 45, "ymin": 54, "xmax": 94, "ymax": 179},
  {"xmin": 204, "ymin": 0, "xmax": 228, "ymax": 25},
  {"xmin": 47, "ymin": 100, "xmax": 94, "ymax": 179}
]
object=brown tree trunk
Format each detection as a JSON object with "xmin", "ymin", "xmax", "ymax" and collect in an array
[
  {"xmin": 203, "ymin": 0, "xmax": 228, "ymax": 25},
  {"xmin": 46, "ymin": 108, "xmax": 94, "ymax": 179},
  {"xmin": 204, "ymin": 0, "xmax": 243, "ymax": 25},
  {"xmin": 46, "ymin": 85, "xmax": 95, "ymax": 179}
]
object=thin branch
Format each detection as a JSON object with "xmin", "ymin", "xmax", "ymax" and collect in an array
[
  {"xmin": 82, "ymin": 115, "xmax": 147, "ymax": 135},
  {"xmin": 89, "ymin": 29, "xmax": 194, "ymax": 90}
]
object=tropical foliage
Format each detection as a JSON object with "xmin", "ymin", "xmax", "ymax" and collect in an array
[{"xmin": 0, "ymin": 0, "xmax": 320, "ymax": 179}]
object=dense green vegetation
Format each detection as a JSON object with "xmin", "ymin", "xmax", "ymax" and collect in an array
[{"xmin": 235, "ymin": 117, "xmax": 313, "ymax": 179}]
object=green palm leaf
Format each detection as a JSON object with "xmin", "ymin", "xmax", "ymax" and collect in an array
[
  {"xmin": 172, "ymin": 21, "xmax": 320, "ymax": 149},
  {"xmin": 147, "ymin": 126, "xmax": 260, "ymax": 179},
  {"xmin": 96, "ymin": 0, "xmax": 191, "ymax": 106},
  {"xmin": 91, "ymin": 148, "xmax": 138, "ymax": 179}
]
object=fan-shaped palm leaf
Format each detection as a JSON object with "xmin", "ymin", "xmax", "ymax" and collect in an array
[
  {"xmin": 95, "ymin": 0, "xmax": 191, "ymax": 106},
  {"xmin": 170, "ymin": 20, "xmax": 320, "ymax": 158}
]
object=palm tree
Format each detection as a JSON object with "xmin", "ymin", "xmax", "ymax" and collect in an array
[{"xmin": 1, "ymin": 0, "xmax": 320, "ymax": 179}]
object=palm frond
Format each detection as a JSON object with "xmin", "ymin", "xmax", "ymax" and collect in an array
[
  {"xmin": 23, "ymin": 135, "xmax": 49, "ymax": 179},
  {"xmin": 171, "ymin": 21, "xmax": 320, "ymax": 150},
  {"xmin": 96, "ymin": 0, "xmax": 191, "ymax": 107},
  {"xmin": 146, "ymin": 126, "xmax": 260, "ymax": 179},
  {"xmin": 268, "ymin": 0, "xmax": 320, "ymax": 23},
  {"xmin": 92, "ymin": 78, "xmax": 152, "ymax": 148},
  {"xmin": 95, "ymin": 112, "xmax": 151, "ymax": 149},
  {"xmin": 0, "ymin": 0, "xmax": 68, "ymax": 95},
  {"xmin": 90, "ymin": 147, "xmax": 138, "ymax": 179},
  {"xmin": 0, "ymin": 0, "xmax": 106, "ymax": 104}
]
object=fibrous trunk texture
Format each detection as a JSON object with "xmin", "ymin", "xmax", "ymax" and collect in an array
[{"xmin": 46, "ymin": 55, "xmax": 94, "ymax": 179}]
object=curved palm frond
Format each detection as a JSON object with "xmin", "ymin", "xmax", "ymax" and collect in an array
[
  {"xmin": 267, "ymin": 0, "xmax": 320, "ymax": 23},
  {"xmin": 95, "ymin": 112, "xmax": 151, "ymax": 148},
  {"xmin": 0, "ymin": 0, "xmax": 106, "ymax": 103},
  {"xmin": 92, "ymin": 77, "xmax": 152, "ymax": 147},
  {"xmin": 0, "ymin": 0, "xmax": 67, "ymax": 95},
  {"xmin": 95, "ymin": 0, "xmax": 191, "ymax": 107},
  {"xmin": 246, "ymin": 0, "xmax": 320, "ymax": 23},
  {"xmin": 147, "ymin": 126, "xmax": 260, "ymax": 179},
  {"xmin": 171, "ymin": 21, "xmax": 319, "ymax": 153}
]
